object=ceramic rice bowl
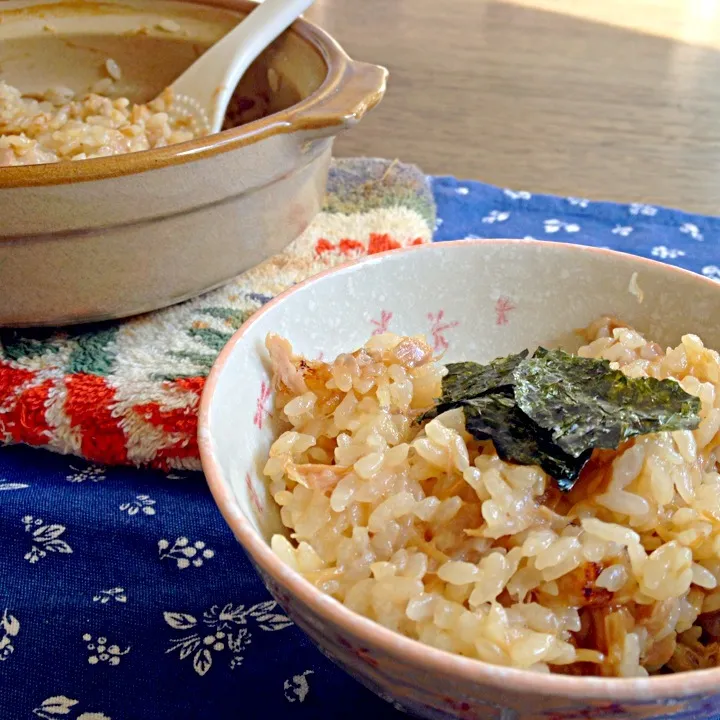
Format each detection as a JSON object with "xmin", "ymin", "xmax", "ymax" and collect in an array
[{"xmin": 199, "ymin": 240, "xmax": 720, "ymax": 720}]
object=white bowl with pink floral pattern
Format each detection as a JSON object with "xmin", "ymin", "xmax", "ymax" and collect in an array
[{"xmin": 199, "ymin": 239, "xmax": 720, "ymax": 720}]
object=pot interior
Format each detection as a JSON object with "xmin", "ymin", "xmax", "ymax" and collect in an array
[{"xmin": 0, "ymin": 0, "xmax": 328, "ymax": 128}]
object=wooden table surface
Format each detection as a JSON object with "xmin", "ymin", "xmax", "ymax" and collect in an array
[{"xmin": 304, "ymin": 0, "xmax": 720, "ymax": 215}]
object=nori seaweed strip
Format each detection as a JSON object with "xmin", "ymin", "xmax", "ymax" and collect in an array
[
  {"xmin": 462, "ymin": 390, "xmax": 592, "ymax": 489},
  {"xmin": 421, "ymin": 351, "xmax": 529, "ymax": 421},
  {"xmin": 422, "ymin": 346, "xmax": 701, "ymax": 492},
  {"xmin": 514, "ymin": 348, "xmax": 702, "ymax": 458}
]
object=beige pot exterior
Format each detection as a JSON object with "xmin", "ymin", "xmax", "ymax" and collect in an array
[{"xmin": 1, "ymin": 135, "xmax": 333, "ymax": 325}]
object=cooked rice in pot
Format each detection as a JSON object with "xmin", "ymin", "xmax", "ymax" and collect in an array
[
  {"xmin": 0, "ymin": 80, "xmax": 199, "ymax": 166},
  {"xmin": 264, "ymin": 318, "xmax": 720, "ymax": 677}
]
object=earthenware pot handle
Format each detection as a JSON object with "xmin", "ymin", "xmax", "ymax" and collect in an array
[{"xmin": 289, "ymin": 60, "xmax": 388, "ymax": 137}]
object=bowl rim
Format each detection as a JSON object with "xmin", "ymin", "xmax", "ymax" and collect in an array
[
  {"xmin": 199, "ymin": 238, "xmax": 720, "ymax": 701},
  {"xmin": 0, "ymin": 0, "xmax": 367, "ymax": 189}
]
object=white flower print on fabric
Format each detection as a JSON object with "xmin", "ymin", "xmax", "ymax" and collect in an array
[
  {"xmin": 703, "ymin": 266, "xmax": 720, "ymax": 281},
  {"xmin": 504, "ymin": 189, "xmax": 531, "ymax": 200},
  {"xmin": 120, "ymin": 495, "xmax": 156, "ymax": 516},
  {"xmin": 611, "ymin": 225, "xmax": 633, "ymax": 236},
  {"xmin": 82, "ymin": 633, "xmax": 130, "ymax": 666},
  {"xmin": 164, "ymin": 601, "xmax": 292, "ymax": 676},
  {"xmin": 455, "ymin": 186, "xmax": 469, "ymax": 195},
  {"xmin": 284, "ymin": 670, "xmax": 314, "ymax": 703},
  {"xmin": 33, "ymin": 695, "xmax": 111, "ymax": 720},
  {"xmin": 434, "ymin": 217, "xmax": 444, "ymax": 230},
  {"xmin": 66, "ymin": 465, "xmax": 105, "ymax": 483},
  {"xmin": 679, "ymin": 222, "xmax": 704, "ymax": 241},
  {"xmin": 158, "ymin": 537, "xmax": 214, "ymax": 569},
  {"xmin": 567, "ymin": 197, "xmax": 589, "ymax": 208},
  {"xmin": 652, "ymin": 246, "xmax": 686, "ymax": 260},
  {"xmin": 22, "ymin": 516, "xmax": 72, "ymax": 563},
  {"xmin": 0, "ymin": 609, "xmax": 19, "ymax": 661},
  {"xmin": 544, "ymin": 219, "xmax": 580, "ymax": 234},
  {"xmin": 0, "ymin": 478, "xmax": 28, "ymax": 491},
  {"xmin": 481, "ymin": 210, "xmax": 510, "ymax": 224},
  {"xmin": 93, "ymin": 588, "xmax": 127, "ymax": 604},
  {"xmin": 629, "ymin": 203, "xmax": 657, "ymax": 216},
  {"xmin": 523, "ymin": 236, "xmax": 537, "ymax": 241}
]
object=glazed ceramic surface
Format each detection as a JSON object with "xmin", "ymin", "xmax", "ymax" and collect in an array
[
  {"xmin": 199, "ymin": 240, "xmax": 720, "ymax": 720},
  {"xmin": 0, "ymin": 0, "xmax": 386, "ymax": 326}
]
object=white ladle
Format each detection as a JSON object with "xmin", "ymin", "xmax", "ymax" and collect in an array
[{"xmin": 163, "ymin": 0, "xmax": 315, "ymax": 135}]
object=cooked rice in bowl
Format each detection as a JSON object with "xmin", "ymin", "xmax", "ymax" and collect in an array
[
  {"xmin": 0, "ymin": 79, "xmax": 199, "ymax": 165},
  {"xmin": 262, "ymin": 318, "xmax": 720, "ymax": 678}
]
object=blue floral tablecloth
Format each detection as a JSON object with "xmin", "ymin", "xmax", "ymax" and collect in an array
[{"xmin": 2, "ymin": 177, "xmax": 720, "ymax": 720}]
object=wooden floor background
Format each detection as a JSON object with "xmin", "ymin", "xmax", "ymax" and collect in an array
[{"xmin": 304, "ymin": 0, "xmax": 720, "ymax": 215}]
